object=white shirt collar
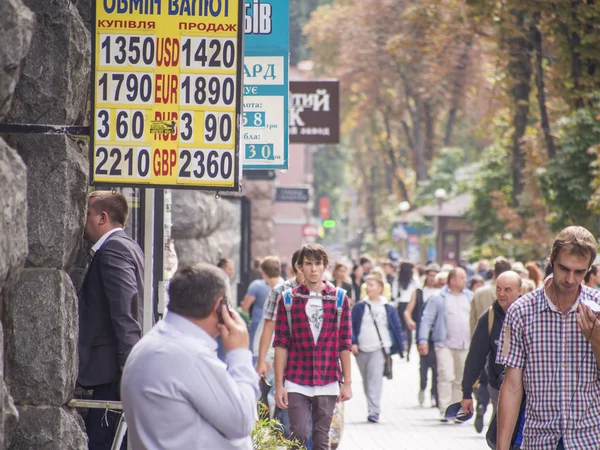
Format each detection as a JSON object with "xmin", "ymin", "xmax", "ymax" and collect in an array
[{"xmin": 91, "ymin": 228, "xmax": 123, "ymax": 255}]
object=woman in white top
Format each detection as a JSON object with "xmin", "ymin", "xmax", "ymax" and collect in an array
[
  {"xmin": 351, "ymin": 274, "xmax": 404, "ymax": 423},
  {"xmin": 394, "ymin": 262, "xmax": 418, "ymax": 361}
]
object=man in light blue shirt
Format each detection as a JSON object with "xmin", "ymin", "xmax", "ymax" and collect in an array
[{"xmin": 121, "ymin": 263, "xmax": 259, "ymax": 449}]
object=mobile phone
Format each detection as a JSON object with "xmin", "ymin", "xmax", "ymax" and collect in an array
[{"xmin": 216, "ymin": 299, "xmax": 230, "ymax": 324}]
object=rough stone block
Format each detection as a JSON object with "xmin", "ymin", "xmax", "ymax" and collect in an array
[
  {"xmin": 0, "ymin": 0, "xmax": 34, "ymax": 120},
  {"xmin": 243, "ymin": 179, "xmax": 274, "ymax": 198},
  {"xmin": 0, "ymin": 322, "xmax": 19, "ymax": 450},
  {"xmin": 4, "ymin": 269, "xmax": 77, "ymax": 406},
  {"xmin": 0, "ymin": 140, "xmax": 28, "ymax": 310},
  {"xmin": 172, "ymin": 191, "xmax": 239, "ymax": 239},
  {"xmin": 9, "ymin": 406, "xmax": 87, "ymax": 450},
  {"xmin": 6, "ymin": 0, "xmax": 90, "ymax": 125},
  {"xmin": 7, "ymin": 135, "xmax": 88, "ymax": 270}
]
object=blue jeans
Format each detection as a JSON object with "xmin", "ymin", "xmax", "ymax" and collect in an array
[{"xmin": 557, "ymin": 438, "xmax": 565, "ymax": 450}]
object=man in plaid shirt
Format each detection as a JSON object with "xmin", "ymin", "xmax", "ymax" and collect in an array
[
  {"xmin": 256, "ymin": 249, "xmax": 303, "ymax": 379},
  {"xmin": 274, "ymin": 244, "xmax": 352, "ymax": 449},
  {"xmin": 497, "ymin": 226, "xmax": 600, "ymax": 450}
]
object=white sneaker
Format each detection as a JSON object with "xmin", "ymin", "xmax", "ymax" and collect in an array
[{"xmin": 418, "ymin": 390, "xmax": 425, "ymax": 406}]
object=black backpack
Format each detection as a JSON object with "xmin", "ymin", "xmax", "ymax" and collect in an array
[{"xmin": 411, "ymin": 288, "xmax": 424, "ymax": 323}]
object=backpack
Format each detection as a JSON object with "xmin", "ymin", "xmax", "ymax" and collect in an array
[
  {"xmin": 411, "ymin": 288, "xmax": 424, "ymax": 323},
  {"xmin": 282, "ymin": 287, "xmax": 346, "ymax": 331}
]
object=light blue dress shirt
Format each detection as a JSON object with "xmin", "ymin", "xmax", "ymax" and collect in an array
[{"xmin": 121, "ymin": 312, "xmax": 259, "ymax": 449}]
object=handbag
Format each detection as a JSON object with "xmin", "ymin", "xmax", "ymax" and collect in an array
[{"xmin": 366, "ymin": 303, "xmax": 393, "ymax": 380}]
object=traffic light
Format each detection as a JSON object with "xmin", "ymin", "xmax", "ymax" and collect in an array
[{"xmin": 323, "ymin": 220, "xmax": 336, "ymax": 228}]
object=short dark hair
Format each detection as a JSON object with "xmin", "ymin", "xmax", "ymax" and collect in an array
[
  {"xmin": 585, "ymin": 265, "xmax": 599, "ymax": 283},
  {"xmin": 359, "ymin": 256, "xmax": 371, "ymax": 266},
  {"xmin": 168, "ymin": 263, "xmax": 229, "ymax": 319},
  {"xmin": 260, "ymin": 256, "xmax": 281, "ymax": 278},
  {"xmin": 217, "ymin": 258, "xmax": 231, "ymax": 269},
  {"xmin": 447, "ymin": 267, "xmax": 465, "ymax": 285},
  {"xmin": 89, "ymin": 191, "xmax": 129, "ymax": 226},
  {"xmin": 298, "ymin": 243, "xmax": 329, "ymax": 267},
  {"xmin": 493, "ymin": 257, "xmax": 512, "ymax": 278},
  {"xmin": 291, "ymin": 250, "xmax": 301, "ymax": 274},
  {"xmin": 550, "ymin": 226, "xmax": 598, "ymax": 268}
]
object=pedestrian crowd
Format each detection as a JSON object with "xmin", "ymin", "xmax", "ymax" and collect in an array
[{"xmin": 75, "ymin": 195, "xmax": 600, "ymax": 450}]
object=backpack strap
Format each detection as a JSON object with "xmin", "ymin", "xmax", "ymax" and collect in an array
[
  {"xmin": 488, "ymin": 305, "xmax": 494, "ymax": 335},
  {"xmin": 335, "ymin": 287, "xmax": 346, "ymax": 330},
  {"xmin": 282, "ymin": 288, "xmax": 293, "ymax": 332}
]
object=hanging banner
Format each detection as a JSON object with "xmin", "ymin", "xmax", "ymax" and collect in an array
[
  {"xmin": 91, "ymin": 0, "xmax": 244, "ymax": 190},
  {"xmin": 241, "ymin": 0, "xmax": 289, "ymax": 169},
  {"xmin": 289, "ymin": 80, "xmax": 339, "ymax": 144}
]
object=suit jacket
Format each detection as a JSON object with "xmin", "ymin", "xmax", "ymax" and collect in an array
[{"xmin": 78, "ymin": 230, "xmax": 144, "ymax": 387}]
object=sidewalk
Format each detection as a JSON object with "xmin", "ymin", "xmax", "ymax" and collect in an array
[{"xmin": 338, "ymin": 347, "xmax": 493, "ymax": 450}]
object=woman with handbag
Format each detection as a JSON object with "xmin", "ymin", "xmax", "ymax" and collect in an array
[{"xmin": 351, "ymin": 273, "xmax": 404, "ymax": 423}]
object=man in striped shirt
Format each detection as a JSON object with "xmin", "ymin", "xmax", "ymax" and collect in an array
[{"xmin": 497, "ymin": 226, "xmax": 600, "ymax": 450}]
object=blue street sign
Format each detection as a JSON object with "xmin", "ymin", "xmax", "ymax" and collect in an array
[{"xmin": 242, "ymin": 0, "xmax": 289, "ymax": 170}]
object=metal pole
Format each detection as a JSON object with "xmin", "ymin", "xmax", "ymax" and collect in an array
[
  {"xmin": 143, "ymin": 188, "xmax": 155, "ymax": 335},
  {"xmin": 153, "ymin": 189, "xmax": 165, "ymax": 322}
]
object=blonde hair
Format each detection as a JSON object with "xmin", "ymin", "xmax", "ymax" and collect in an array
[{"xmin": 521, "ymin": 279, "xmax": 536, "ymax": 294}]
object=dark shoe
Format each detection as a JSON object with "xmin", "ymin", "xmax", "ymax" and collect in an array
[
  {"xmin": 475, "ymin": 404, "xmax": 485, "ymax": 433},
  {"xmin": 367, "ymin": 413, "xmax": 379, "ymax": 423}
]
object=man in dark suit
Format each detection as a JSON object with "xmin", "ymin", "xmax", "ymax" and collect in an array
[{"xmin": 78, "ymin": 190, "xmax": 144, "ymax": 450}]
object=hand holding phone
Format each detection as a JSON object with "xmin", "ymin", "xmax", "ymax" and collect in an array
[
  {"xmin": 216, "ymin": 298, "xmax": 232, "ymax": 324},
  {"xmin": 217, "ymin": 300, "xmax": 249, "ymax": 352}
]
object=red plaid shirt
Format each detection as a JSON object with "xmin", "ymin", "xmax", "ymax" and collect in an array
[{"xmin": 273, "ymin": 281, "xmax": 352, "ymax": 387}]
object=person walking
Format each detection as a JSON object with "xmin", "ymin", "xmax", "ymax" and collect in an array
[
  {"xmin": 350, "ymin": 264, "xmax": 364, "ymax": 305},
  {"xmin": 417, "ymin": 267, "xmax": 473, "ymax": 421},
  {"xmin": 241, "ymin": 256, "xmax": 282, "ymax": 358},
  {"xmin": 331, "ymin": 262, "xmax": 354, "ymax": 304},
  {"xmin": 121, "ymin": 263, "xmax": 259, "ymax": 449},
  {"xmin": 460, "ymin": 271, "xmax": 522, "ymax": 431},
  {"xmin": 78, "ymin": 191, "xmax": 144, "ymax": 450},
  {"xmin": 274, "ymin": 244, "xmax": 352, "ymax": 450},
  {"xmin": 404, "ymin": 262, "xmax": 440, "ymax": 407},
  {"xmin": 497, "ymin": 226, "xmax": 600, "ymax": 450},
  {"xmin": 351, "ymin": 273, "xmax": 404, "ymax": 423},
  {"xmin": 394, "ymin": 262, "xmax": 419, "ymax": 360}
]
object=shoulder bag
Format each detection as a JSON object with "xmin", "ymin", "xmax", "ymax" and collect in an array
[{"xmin": 366, "ymin": 303, "xmax": 393, "ymax": 380}]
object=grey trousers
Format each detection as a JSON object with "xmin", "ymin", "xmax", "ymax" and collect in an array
[
  {"xmin": 355, "ymin": 349, "xmax": 385, "ymax": 415},
  {"xmin": 288, "ymin": 393, "xmax": 337, "ymax": 450}
]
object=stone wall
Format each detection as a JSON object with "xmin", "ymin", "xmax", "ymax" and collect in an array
[
  {"xmin": 243, "ymin": 179, "xmax": 276, "ymax": 260},
  {"xmin": 171, "ymin": 191, "xmax": 242, "ymax": 298},
  {"xmin": 0, "ymin": 1, "xmax": 34, "ymax": 448},
  {"xmin": 0, "ymin": 0, "xmax": 90, "ymax": 448}
]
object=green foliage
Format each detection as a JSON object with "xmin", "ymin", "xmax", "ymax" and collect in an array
[
  {"xmin": 539, "ymin": 103, "xmax": 600, "ymax": 234},
  {"xmin": 252, "ymin": 403, "xmax": 305, "ymax": 450},
  {"xmin": 414, "ymin": 147, "xmax": 469, "ymax": 206},
  {"xmin": 290, "ymin": 0, "xmax": 333, "ymax": 65},
  {"xmin": 465, "ymin": 143, "xmax": 512, "ymax": 245},
  {"xmin": 313, "ymin": 145, "xmax": 347, "ymax": 243}
]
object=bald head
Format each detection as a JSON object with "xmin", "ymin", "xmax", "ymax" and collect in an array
[{"xmin": 496, "ymin": 270, "xmax": 522, "ymax": 311}]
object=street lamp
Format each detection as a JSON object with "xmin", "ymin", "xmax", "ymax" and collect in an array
[
  {"xmin": 434, "ymin": 188, "xmax": 447, "ymax": 209},
  {"xmin": 398, "ymin": 201, "xmax": 410, "ymax": 213}
]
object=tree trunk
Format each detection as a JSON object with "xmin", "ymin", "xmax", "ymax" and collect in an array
[
  {"xmin": 413, "ymin": 100, "xmax": 426, "ymax": 182},
  {"xmin": 380, "ymin": 111, "xmax": 410, "ymax": 202},
  {"xmin": 444, "ymin": 108, "xmax": 457, "ymax": 147},
  {"xmin": 444, "ymin": 36, "xmax": 472, "ymax": 147},
  {"xmin": 532, "ymin": 13, "xmax": 556, "ymax": 158},
  {"xmin": 507, "ymin": 9, "xmax": 534, "ymax": 206},
  {"xmin": 424, "ymin": 100, "xmax": 436, "ymax": 163},
  {"xmin": 400, "ymin": 73, "xmax": 426, "ymax": 182}
]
